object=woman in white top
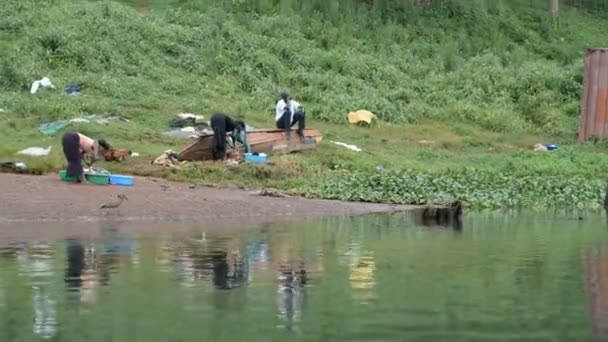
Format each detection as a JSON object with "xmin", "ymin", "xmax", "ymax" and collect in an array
[{"xmin": 275, "ymin": 91, "xmax": 305, "ymax": 138}]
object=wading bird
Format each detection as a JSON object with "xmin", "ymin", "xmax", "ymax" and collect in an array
[{"xmin": 100, "ymin": 194, "xmax": 128, "ymax": 209}]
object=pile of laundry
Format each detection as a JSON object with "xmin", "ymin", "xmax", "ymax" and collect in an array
[
  {"xmin": 163, "ymin": 113, "xmax": 213, "ymax": 139},
  {"xmin": 163, "ymin": 113, "xmax": 256, "ymax": 139},
  {"xmin": 151, "ymin": 150, "xmax": 184, "ymax": 168}
]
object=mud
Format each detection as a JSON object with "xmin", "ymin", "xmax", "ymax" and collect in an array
[{"xmin": 0, "ymin": 174, "xmax": 412, "ymax": 229}]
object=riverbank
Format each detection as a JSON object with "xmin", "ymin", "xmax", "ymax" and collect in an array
[
  {"xmin": 5, "ymin": 120, "xmax": 608, "ymax": 210},
  {"xmin": 0, "ymin": 173, "xmax": 411, "ymax": 225}
]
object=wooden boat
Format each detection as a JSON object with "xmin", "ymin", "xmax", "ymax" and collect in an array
[{"xmin": 177, "ymin": 128, "xmax": 323, "ymax": 161}]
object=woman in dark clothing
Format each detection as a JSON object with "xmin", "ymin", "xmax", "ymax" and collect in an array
[
  {"xmin": 62, "ymin": 132, "xmax": 111, "ymax": 183},
  {"xmin": 210, "ymin": 113, "xmax": 245, "ymax": 161}
]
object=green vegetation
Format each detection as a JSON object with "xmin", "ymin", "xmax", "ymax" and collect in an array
[
  {"xmin": 300, "ymin": 169, "xmax": 604, "ymax": 210},
  {"xmin": 1, "ymin": 0, "xmax": 608, "ymax": 209}
]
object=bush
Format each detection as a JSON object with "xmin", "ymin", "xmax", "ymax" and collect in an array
[{"xmin": 0, "ymin": 0, "xmax": 599, "ymax": 135}]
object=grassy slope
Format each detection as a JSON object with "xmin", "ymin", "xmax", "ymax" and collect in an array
[{"xmin": 1, "ymin": 0, "xmax": 608, "ymax": 209}]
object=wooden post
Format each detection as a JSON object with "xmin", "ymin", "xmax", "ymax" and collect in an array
[{"xmin": 549, "ymin": 0, "xmax": 559, "ymax": 17}]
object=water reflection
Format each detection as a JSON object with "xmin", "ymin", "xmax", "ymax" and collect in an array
[
  {"xmin": 16, "ymin": 242, "xmax": 58, "ymax": 339},
  {"xmin": 349, "ymin": 253, "xmax": 376, "ymax": 303},
  {"xmin": 65, "ymin": 239, "xmax": 85, "ymax": 291},
  {"xmin": 162, "ymin": 235, "xmax": 249, "ymax": 290},
  {"xmin": 0, "ymin": 213, "xmax": 607, "ymax": 340},
  {"xmin": 210, "ymin": 250, "xmax": 247, "ymax": 290},
  {"xmin": 277, "ymin": 262, "xmax": 307, "ymax": 330},
  {"xmin": 584, "ymin": 244, "xmax": 608, "ymax": 340},
  {"xmin": 340, "ymin": 232, "xmax": 377, "ymax": 303},
  {"xmin": 412, "ymin": 209, "xmax": 463, "ymax": 231}
]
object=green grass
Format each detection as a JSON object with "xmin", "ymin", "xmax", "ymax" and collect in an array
[{"xmin": 1, "ymin": 0, "xmax": 608, "ymax": 209}]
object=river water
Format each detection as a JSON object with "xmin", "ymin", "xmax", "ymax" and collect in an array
[{"xmin": 0, "ymin": 212, "xmax": 606, "ymax": 341}]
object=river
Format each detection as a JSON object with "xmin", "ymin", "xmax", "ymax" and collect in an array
[{"xmin": 0, "ymin": 212, "xmax": 606, "ymax": 341}]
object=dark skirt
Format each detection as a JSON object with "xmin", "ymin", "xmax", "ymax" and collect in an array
[
  {"xmin": 62, "ymin": 132, "xmax": 83, "ymax": 178},
  {"xmin": 210, "ymin": 113, "xmax": 228, "ymax": 160}
]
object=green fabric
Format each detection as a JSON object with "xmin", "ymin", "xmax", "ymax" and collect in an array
[
  {"xmin": 233, "ymin": 130, "xmax": 251, "ymax": 153},
  {"xmin": 39, "ymin": 120, "xmax": 70, "ymax": 135}
]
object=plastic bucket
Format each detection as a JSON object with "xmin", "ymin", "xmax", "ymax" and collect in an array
[{"xmin": 110, "ymin": 174, "xmax": 134, "ymax": 186}]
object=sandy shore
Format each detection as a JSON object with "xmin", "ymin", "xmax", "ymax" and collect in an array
[{"xmin": 0, "ymin": 173, "xmax": 412, "ymax": 226}]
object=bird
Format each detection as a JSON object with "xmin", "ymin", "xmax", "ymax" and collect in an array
[{"xmin": 100, "ymin": 194, "xmax": 128, "ymax": 209}]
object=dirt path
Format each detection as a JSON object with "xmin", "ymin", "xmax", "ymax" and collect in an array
[{"xmin": 0, "ymin": 173, "xmax": 412, "ymax": 226}]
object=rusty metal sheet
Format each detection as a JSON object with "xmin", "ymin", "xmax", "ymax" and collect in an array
[{"xmin": 579, "ymin": 48, "xmax": 608, "ymax": 142}]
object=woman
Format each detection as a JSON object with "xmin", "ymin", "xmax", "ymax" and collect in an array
[
  {"xmin": 210, "ymin": 113, "xmax": 246, "ymax": 161},
  {"xmin": 275, "ymin": 91, "xmax": 305, "ymax": 138},
  {"xmin": 61, "ymin": 132, "xmax": 111, "ymax": 183}
]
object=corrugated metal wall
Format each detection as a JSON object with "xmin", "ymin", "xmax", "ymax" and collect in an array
[{"xmin": 579, "ymin": 48, "xmax": 608, "ymax": 142}]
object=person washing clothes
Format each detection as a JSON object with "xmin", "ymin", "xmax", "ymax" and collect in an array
[
  {"xmin": 209, "ymin": 113, "xmax": 248, "ymax": 161},
  {"xmin": 275, "ymin": 91, "xmax": 305, "ymax": 138},
  {"xmin": 61, "ymin": 132, "xmax": 112, "ymax": 184}
]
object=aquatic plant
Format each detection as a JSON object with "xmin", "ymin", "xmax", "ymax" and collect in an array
[{"xmin": 298, "ymin": 168, "xmax": 605, "ymax": 210}]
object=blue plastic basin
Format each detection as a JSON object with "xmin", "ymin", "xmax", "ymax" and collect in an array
[
  {"xmin": 245, "ymin": 153, "xmax": 267, "ymax": 164},
  {"xmin": 110, "ymin": 174, "xmax": 134, "ymax": 186},
  {"xmin": 543, "ymin": 144, "xmax": 559, "ymax": 151}
]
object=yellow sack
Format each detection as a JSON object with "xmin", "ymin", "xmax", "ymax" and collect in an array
[{"xmin": 348, "ymin": 110, "xmax": 377, "ymax": 125}]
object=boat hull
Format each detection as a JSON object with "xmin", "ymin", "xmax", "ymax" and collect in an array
[{"xmin": 178, "ymin": 128, "xmax": 323, "ymax": 161}]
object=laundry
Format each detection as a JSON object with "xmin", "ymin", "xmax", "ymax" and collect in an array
[
  {"xmin": 375, "ymin": 165, "xmax": 387, "ymax": 173},
  {"xmin": 169, "ymin": 116, "xmax": 196, "ymax": 128},
  {"xmin": 176, "ymin": 113, "xmax": 205, "ymax": 121},
  {"xmin": 0, "ymin": 161, "xmax": 27, "ymax": 172},
  {"xmin": 30, "ymin": 77, "xmax": 55, "ymax": 94},
  {"xmin": 533, "ymin": 143, "xmax": 559, "ymax": 152},
  {"xmin": 39, "ymin": 120, "xmax": 70, "ymax": 135},
  {"xmin": 348, "ymin": 110, "xmax": 377, "ymax": 125},
  {"xmin": 169, "ymin": 113, "xmax": 207, "ymax": 128},
  {"xmin": 151, "ymin": 150, "xmax": 182, "ymax": 168},
  {"xmin": 39, "ymin": 114, "xmax": 124, "ymax": 135},
  {"xmin": 17, "ymin": 146, "xmax": 52, "ymax": 157},
  {"xmin": 65, "ymin": 84, "xmax": 81, "ymax": 96},
  {"xmin": 69, "ymin": 114, "xmax": 122, "ymax": 125},
  {"xmin": 163, "ymin": 126, "xmax": 213, "ymax": 139},
  {"xmin": 330, "ymin": 141, "xmax": 362, "ymax": 152}
]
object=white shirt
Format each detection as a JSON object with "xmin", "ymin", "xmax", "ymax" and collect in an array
[{"xmin": 275, "ymin": 99, "xmax": 301, "ymax": 122}]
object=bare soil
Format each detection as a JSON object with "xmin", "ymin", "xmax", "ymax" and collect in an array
[{"xmin": 0, "ymin": 173, "xmax": 412, "ymax": 227}]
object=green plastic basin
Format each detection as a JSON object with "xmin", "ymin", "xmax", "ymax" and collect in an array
[
  {"xmin": 85, "ymin": 173, "xmax": 110, "ymax": 185},
  {"xmin": 59, "ymin": 170, "xmax": 77, "ymax": 182}
]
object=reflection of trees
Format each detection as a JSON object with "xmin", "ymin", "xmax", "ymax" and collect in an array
[{"xmin": 584, "ymin": 247, "xmax": 608, "ymax": 340}]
